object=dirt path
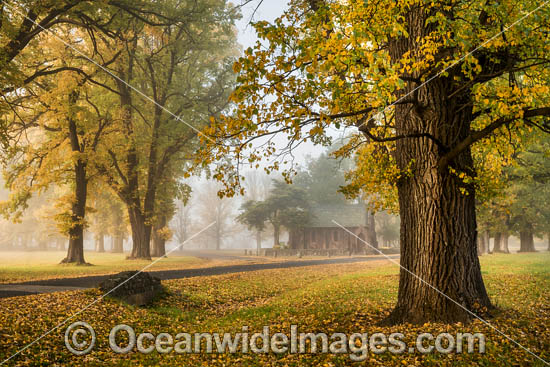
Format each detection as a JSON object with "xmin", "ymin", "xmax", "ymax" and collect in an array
[{"xmin": 0, "ymin": 255, "xmax": 398, "ymax": 299}]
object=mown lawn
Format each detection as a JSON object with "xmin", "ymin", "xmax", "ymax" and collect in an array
[
  {"xmin": 0, "ymin": 253, "xmax": 548, "ymax": 366},
  {"xmin": 0, "ymin": 251, "xmax": 207, "ymax": 284}
]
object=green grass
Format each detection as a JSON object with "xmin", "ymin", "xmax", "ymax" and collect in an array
[
  {"xmin": 0, "ymin": 251, "xmax": 207, "ymax": 283},
  {"xmin": 0, "ymin": 254, "xmax": 548, "ymax": 366}
]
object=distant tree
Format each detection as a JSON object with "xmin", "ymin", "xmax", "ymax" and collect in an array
[
  {"xmin": 237, "ymin": 200, "xmax": 269, "ymax": 253},
  {"xmin": 296, "ymin": 149, "xmax": 379, "ymax": 247},
  {"xmin": 295, "ymin": 152, "xmax": 349, "ymax": 206},
  {"xmin": 172, "ymin": 199, "xmax": 193, "ymax": 245},
  {"xmin": 507, "ymin": 136, "xmax": 550, "ymax": 252},
  {"xmin": 240, "ymin": 170, "xmax": 273, "ymax": 252},
  {"xmin": 196, "ymin": 181, "xmax": 239, "ymax": 250},
  {"xmin": 241, "ymin": 180, "xmax": 312, "ymax": 248},
  {"xmin": 376, "ymin": 211, "xmax": 400, "ymax": 248}
]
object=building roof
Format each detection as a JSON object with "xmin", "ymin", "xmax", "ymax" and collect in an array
[{"xmin": 308, "ymin": 203, "xmax": 367, "ymax": 228}]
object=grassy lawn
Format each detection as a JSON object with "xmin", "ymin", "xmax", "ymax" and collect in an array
[
  {"xmin": 0, "ymin": 251, "xmax": 208, "ymax": 284},
  {"xmin": 0, "ymin": 253, "xmax": 548, "ymax": 366}
]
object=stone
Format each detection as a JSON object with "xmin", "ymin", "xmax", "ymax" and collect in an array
[{"xmin": 98, "ymin": 271, "xmax": 163, "ymax": 306}]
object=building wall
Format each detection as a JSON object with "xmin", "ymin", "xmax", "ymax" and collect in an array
[{"xmin": 289, "ymin": 226, "xmax": 377, "ymax": 253}]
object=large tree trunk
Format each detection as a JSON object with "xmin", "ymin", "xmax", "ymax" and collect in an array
[
  {"xmin": 365, "ymin": 210, "xmax": 379, "ymax": 249},
  {"xmin": 151, "ymin": 216, "xmax": 167, "ymax": 257},
  {"xmin": 383, "ymin": 9, "xmax": 491, "ymax": 324},
  {"xmin": 61, "ymin": 105, "xmax": 88, "ymax": 265},
  {"xmin": 519, "ymin": 227, "xmax": 536, "ymax": 252},
  {"xmin": 127, "ymin": 206, "xmax": 152, "ymax": 259},
  {"xmin": 62, "ymin": 161, "xmax": 88, "ymax": 264}
]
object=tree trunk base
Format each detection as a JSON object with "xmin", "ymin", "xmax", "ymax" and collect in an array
[
  {"xmin": 381, "ymin": 301, "xmax": 494, "ymax": 326},
  {"xmin": 125, "ymin": 256, "xmax": 152, "ymax": 260},
  {"xmin": 59, "ymin": 258, "xmax": 91, "ymax": 266}
]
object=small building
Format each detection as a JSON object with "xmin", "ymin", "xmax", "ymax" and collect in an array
[{"xmin": 288, "ymin": 204, "xmax": 378, "ymax": 255}]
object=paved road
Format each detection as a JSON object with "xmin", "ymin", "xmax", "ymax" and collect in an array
[{"xmin": 0, "ymin": 255, "xmax": 398, "ymax": 299}]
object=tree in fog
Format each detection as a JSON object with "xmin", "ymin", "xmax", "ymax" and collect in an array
[
  {"xmin": 172, "ymin": 195, "xmax": 194, "ymax": 246},
  {"xmin": 237, "ymin": 200, "xmax": 269, "ymax": 253},
  {"xmin": 240, "ymin": 170, "xmax": 272, "ymax": 251},
  {"xmin": 196, "ymin": 181, "xmax": 239, "ymax": 250},
  {"xmin": 239, "ymin": 180, "xmax": 312, "ymax": 248}
]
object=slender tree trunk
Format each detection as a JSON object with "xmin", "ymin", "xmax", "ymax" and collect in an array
[
  {"xmin": 273, "ymin": 224, "xmax": 280, "ymax": 247},
  {"xmin": 112, "ymin": 235, "xmax": 124, "ymax": 253},
  {"xmin": 501, "ymin": 233, "xmax": 510, "ymax": 254},
  {"xmin": 111, "ymin": 208, "xmax": 124, "ymax": 253},
  {"xmin": 151, "ymin": 216, "xmax": 167, "ymax": 257},
  {"xmin": 365, "ymin": 210, "xmax": 379, "ymax": 249},
  {"xmin": 113, "ymin": 47, "xmax": 151, "ymax": 260},
  {"xmin": 477, "ymin": 230, "xmax": 487, "ymax": 256},
  {"xmin": 384, "ymin": 10, "xmax": 491, "ymax": 324},
  {"xmin": 483, "ymin": 231, "xmax": 490, "ymax": 254},
  {"xmin": 547, "ymin": 232, "xmax": 550, "ymax": 251},
  {"xmin": 56, "ymin": 238, "xmax": 66, "ymax": 251},
  {"xmin": 215, "ymin": 224, "xmax": 221, "ymax": 251},
  {"xmin": 519, "ymin": 227, "xmax": 536, "ymax": 252},
  {"xmin": 95, "ymin": 233, "xmax": 105, "ymax": 253},
  {"xmin": 493, "ymin": 232, "xmax": 504, "ymax": 253},
  {"xmin": 256, "ymin": 231, "xmax": 262, "ymax": 255},
  {"xmin": 38, "ymin": 240, "xmax": 47, "ymax": 250}
]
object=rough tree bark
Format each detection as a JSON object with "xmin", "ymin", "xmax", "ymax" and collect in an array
[
  {"xmin": 61, "ymin": 96, "xmax": 88, "ymax": 265},
  {"xmin": 519, "ymin": 226, "xmax": 537, "ymax": 252},
  {"xmin": 127, "ymin": 205, "xmax": 152, "ymax": 259},
  {"xmin": 61, "ymin": 158, "xmax": 87, "ymax": 264},
  {"xmin": 383, "ymin": 8, "xmax": 491, "ymax": 324},
  {"xmin": 151, "ymin": 216, "xmax": 167, "ymax": 257}
]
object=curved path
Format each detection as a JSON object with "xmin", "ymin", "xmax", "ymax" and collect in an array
[{"xmin": 0, "ymin": 255, "xmax": 398, "ymax": 299}]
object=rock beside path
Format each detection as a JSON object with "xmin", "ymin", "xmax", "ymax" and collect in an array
[{"xmin": 98, "ymin": 271, "xmax": 162, "ymax": 306}]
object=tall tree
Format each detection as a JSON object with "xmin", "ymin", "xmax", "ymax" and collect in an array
[
  {"xmin": 0, "ymin": 24, "xmax": 118, "ymax": 263},
  {"xmin": 237, "ymin": 199, "xmax": 269, "ymax": 253},
  {"xmin": 96, "ymin": 0, "xmax": 239, "ymax": 259},
  {"xmin": 200, "ymin": 0, "xmax": 550, "ymax": 324}
]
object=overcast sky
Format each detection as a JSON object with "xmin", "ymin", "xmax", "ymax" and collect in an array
[
  {"xmin": 233, "ymin": 1, "xmax": 343, "ymax": 169},
  {"xmin": 236, "ymin": 1, "xmax": 289, "ymax": 49}
]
